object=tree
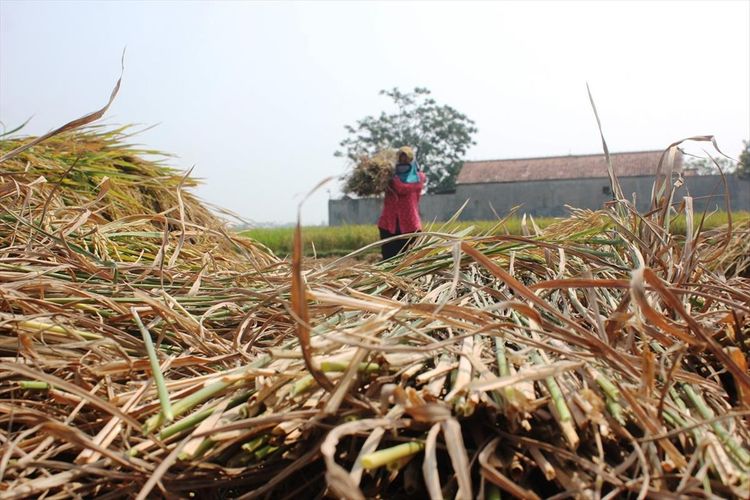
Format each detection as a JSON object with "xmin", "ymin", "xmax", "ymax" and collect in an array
[
  {"xmin": 738, "ymin": 140, "xmax": 750, "ymax": 179},
  {"xmin": 683, "ymin": 155, "xmax": 735, "ymax": 175},
  {"xmin": 336, "ymin": 87, "xmax": 477, "ymax": 193}
]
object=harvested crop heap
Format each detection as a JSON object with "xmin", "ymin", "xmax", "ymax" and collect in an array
[
  {"xmin": 342, "ymin": 149, "xmax": 397, "ymax": 197},
  {"xmin": 1, "ymin": 129, "xmax": 750, "ymax": 499}
]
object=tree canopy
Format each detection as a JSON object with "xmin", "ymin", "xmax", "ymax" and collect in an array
[
  {"xmin": 336, "ymin": 87, "xmax": 477, "ymax": 193},
  {"xmin": 682, "ymin": 141, "xmax": 750, "ymax": 177},
  {"xmin": 683, "ymin": 155, "xmax": 735, "ymax": 175},
  {"xmin": 738, "ymin": 140, "xmax": 749, "ymax": 178}
]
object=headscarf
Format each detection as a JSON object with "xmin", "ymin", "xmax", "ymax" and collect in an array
[
  {"xmin": 397, "ymin": 146, "xmax": 415, "ymax": 163},
  {"xmin": 396, "ymin": 146, "xmax": 420, "ymax": 183}
]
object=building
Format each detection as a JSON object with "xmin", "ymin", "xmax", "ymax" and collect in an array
[
  {"xmin": 452, "ymin": 150, "xmax": 686, "ymax": 219},
  {"xmin": 458, "ymin": 150, "xmax": 684, "ymax": 185},
  {"xmin": 328, "ymin": 150, "xmax": 749, "ymax": 225}
]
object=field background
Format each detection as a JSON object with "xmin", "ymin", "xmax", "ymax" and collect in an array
[{"xmin": 242, "ymin": 211, "xmax": 749, "ymax": 257}]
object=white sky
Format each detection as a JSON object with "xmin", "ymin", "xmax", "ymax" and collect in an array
[{"xmin": 1, "ymin": 0, "xmax": 748, "ymax": 225}]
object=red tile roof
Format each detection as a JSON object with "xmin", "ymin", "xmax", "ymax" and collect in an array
[{"xmin": 456, "ymin": 150, "xmax": 683, "ymax": 184}]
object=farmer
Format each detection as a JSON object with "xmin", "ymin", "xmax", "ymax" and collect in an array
[{"xmin": 377, "ymin": 146, "xmax": 426, "ymax": 260}]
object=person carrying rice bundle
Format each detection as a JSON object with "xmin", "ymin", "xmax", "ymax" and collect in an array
[{"xmin": 377, "ymin": 146, "xmax": 426, "ymax": 260}]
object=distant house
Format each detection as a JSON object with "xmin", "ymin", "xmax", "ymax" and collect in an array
[
  {"xmin": 328, "ymin": 150, "xmax": 749, "ymax": 225},
  {"xmin": 457, "ymin": 150, "xmax": 684, "ymax": 188},
  {"xmin": 444, "ymin": 150, "xmax": 691, "ymax": 219}
]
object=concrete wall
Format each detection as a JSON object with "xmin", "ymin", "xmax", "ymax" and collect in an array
[{"xmin": 329, "ymin": 174, "xmax": 750, "ymax": 225}]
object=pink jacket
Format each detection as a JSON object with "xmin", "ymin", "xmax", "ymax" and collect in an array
[{"xmin": 377, "ymin": 172, "xmax": 426, "ymax": 234}]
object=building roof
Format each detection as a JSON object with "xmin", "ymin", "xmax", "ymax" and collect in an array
[{"xmin": 456, "ymin": 150, "xmax": 683, "ymax": 185}]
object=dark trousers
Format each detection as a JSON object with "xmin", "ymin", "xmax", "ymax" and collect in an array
[{"xmin": 379, "ymin": 227, "xmax": 417, "ymax": 261}]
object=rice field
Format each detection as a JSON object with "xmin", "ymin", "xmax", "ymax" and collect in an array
[
  {"xmin": 2, "ymin": 126, "xmax": 750, "ymax": 499},
  {"xmin": 242, "ymin": 211, "xmax": 749, "ymax": 257}
]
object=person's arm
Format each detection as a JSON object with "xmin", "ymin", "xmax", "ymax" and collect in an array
[{"xmin": 391, "ymin": 172, "xmax": 425, "ymax": 194}]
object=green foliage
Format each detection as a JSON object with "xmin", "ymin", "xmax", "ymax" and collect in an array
[
  {"xmin": 683, "ymin": 155, "xmax": 735, "ymax": 175},
  {"xmin": 738, "ymin": 140, "xmax": 750, "ymax": 179},
  {"xmin": 336, "ymin": 87, "xmax": 477, "ymax": 193},
  {"xmin": 241, "ymin": 225, "xmax": 380, "ymax": 257}
]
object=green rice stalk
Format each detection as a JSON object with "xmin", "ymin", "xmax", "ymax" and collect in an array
[
  {"xmin": 682, "ymin": 384, "xmax": 750, "ymax": 467},
  {"xmin": 360, "ymin": 442, "xmax": 425, "ymax": 470},
  {"xmin": 18, "ymin": 381, "xmax": 50, "ymax": 390},
  {"xmin": 143, "ymin": 355, "xmax": 270, "ymax": 433},
  {"xmin": 133, "ymin": 308, "xmax": 173, "ymax": 424}
]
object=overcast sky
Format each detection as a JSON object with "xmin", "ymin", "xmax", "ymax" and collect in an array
[{"xmin": 1, "ymin": 0, "xmax": 748, "ymax": 225}]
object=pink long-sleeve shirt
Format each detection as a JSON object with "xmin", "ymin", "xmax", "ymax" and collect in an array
[{"xmin": 377, "ymin": 172, "xmax": 426, "ymax": 234}]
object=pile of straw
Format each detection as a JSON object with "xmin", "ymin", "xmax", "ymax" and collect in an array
[
  {"xmin": 1, "ymin": 128, "xmax": 750, "ymax": 499},
  {"xmin": 342, "ymin": 149, "xmax": 397, "ymax": 196},
  {"xmin": 0, "ymin": 127, "xmax": 275, "ymax": 268}
]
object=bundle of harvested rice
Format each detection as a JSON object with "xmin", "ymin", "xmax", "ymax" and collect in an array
[
  {"xmin": 1, "ymin": 126, "xmax": 216, "ymax": 225},
  {"xmin": 342, "ymin": 149, "xmax": 397, "ymax": 196},
  {"xmin": 1, "ymin": 127, "xmax": 750, "ymax": 499},
  {"xmin": 0, "ymin": 127, "xmax": 277, "ymax": 269}
]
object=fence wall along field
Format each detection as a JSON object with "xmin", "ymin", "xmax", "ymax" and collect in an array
[{"xmin": 2, "ymin": 128, "xmax": 750, "ymax": 499}]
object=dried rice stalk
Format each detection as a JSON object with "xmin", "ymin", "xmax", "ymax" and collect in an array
[
  {"xmin": 342, "ymin": 149, "xmax": 396, "ymax": 196},
  {"xmin": 2, "ymin": 126, "xmax": 750, "ymax": 499}
]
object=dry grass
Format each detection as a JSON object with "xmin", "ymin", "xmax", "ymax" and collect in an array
[
  {"xmin": 0, "ymin": 127, "xmax": 749, "ymax": 499},
  {"xmin": 342, "ymin": 149, "xmax": 397, "ymax": 197}
]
